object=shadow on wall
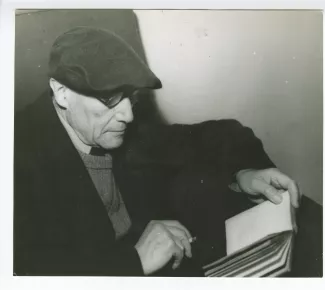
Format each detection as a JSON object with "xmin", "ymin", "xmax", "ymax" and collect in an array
[{"xmin": 14, "ymin": 9, "xmax": 164, "ymax": 123}]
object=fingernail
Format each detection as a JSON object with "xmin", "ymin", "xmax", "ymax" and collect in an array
[{"xmin": 274, "ymin": 194, "xmax": 283, "ymax": 203}]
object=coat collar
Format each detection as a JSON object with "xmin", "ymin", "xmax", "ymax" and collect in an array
[{"xmin": 27, "ymin": 92, "xmax": 117, "ymax": 240}]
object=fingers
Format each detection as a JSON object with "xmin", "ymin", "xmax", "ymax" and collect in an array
[
  {"xmin": 160, "ymin": 225, "xmax": 185, "ymax": 270},
  {"xmin": 290, "ymin": 205, "xmax": 298, "ymax": 233},
  {"xmin": 167, "ymin": 226, "xmax": 192, "ymax": 258},
  {"xmin": 160, "ymin": 221, "xmax": 193, "ymax": 258},
  {"xmin": 174, "ymin": 238, "xmax": 185, "ymax": 252},
  {"xmin": 239, "ymin": 168, "xmax": 301, "ymax": 208},
  {"xmin": 160, "ymin": 220, "xmax": 192, "ymax": 240},
  {"xmin": 179, "ymin": 236, "xmax": 192, "ymax": 258},
  {"xmin": 171, "ymin": 242, "xmax": 184, "ymax": 270},
  {"xmin": 152, "ymin": 220, "xmax": 193, "ymax": 258},
  {"xmin": 270, "ymin": 170, "xmax": 300, "ymax": 208},
  {"xmin": 252, "ymin": 179, "xmax": 283, "ymax": 204},
  {"xmin": 135, "ymin": 220, "xmax": 193, "ymax": 275},
  {"xmin": 248, "ymin": 195, "xmax": 266, "ymax": 204}
]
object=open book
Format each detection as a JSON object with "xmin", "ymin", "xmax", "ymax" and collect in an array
[{"xmin": 202, "ymin": 191, "xmax": 295, "ymax": 277}]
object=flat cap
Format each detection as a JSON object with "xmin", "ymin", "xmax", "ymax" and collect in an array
[{"xmin": 48, "ymin": 26, "xmax": 162, "ymax": 98}]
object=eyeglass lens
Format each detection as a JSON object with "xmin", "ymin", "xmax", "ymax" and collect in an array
[{"xmin": 103, "ymin": 90, "xmax": 140, "ymax": 108}]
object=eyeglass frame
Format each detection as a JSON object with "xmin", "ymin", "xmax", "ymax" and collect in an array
[{"xmin": 96, "ymin": 88, "xmax": 142, "ymax": 109}]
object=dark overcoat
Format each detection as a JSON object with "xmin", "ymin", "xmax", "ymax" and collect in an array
[{"xmin": 14, "ymin": 93, "xmax": 274, "ymax": 276}]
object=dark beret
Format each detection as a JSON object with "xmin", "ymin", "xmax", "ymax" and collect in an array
[{"xmin": 48, "ymin": 26, "xmax": 162, "ymax": 98}]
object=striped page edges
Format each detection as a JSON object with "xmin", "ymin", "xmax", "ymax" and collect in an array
[{"xmin": 203, "ymin": 231, "xmax": 294, "ymax": 277}]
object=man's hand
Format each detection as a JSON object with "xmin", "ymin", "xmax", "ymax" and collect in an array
[
  {"xmin": 236, "ymin": 168, "xmax": 301, "ymax": 208},
  {"xmin": 135, "ymin": 220, "xmax": 193, "ymax": 275}
]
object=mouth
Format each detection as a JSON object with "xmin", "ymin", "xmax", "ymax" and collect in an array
[{"xmin": 105, "ymin": 130, "xmax": 126, "ymax": 134}]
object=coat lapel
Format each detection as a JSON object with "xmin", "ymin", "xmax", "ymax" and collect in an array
[{"xmin": 32, "ymin": 93, "xmax": 116, "ymax": 248}]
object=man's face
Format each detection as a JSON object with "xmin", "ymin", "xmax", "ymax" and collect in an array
[{"xmin": 64, "ymin": 88, "xmax": 134, "ymax": 150}]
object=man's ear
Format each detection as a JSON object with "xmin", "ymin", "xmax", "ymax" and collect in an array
[{"xmin": 49, "ymin": 78, "xmax": 69, "ymax": 109}]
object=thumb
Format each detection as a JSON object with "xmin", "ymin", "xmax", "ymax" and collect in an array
[{"xmin": 253, "ymin": 179, "xmax": 283, "ymax": 204}]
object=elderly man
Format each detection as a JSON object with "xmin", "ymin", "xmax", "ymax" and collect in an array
[{"xmin": 14, "ymin": 26, "xmax": 300, "ymax": 276}]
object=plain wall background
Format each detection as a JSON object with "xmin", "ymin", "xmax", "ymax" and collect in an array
[{"xmin": 135, "ymin": 10, "xmax": 323, "ymax": 204}]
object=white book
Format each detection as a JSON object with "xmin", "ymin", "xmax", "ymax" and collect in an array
[{"xmin": 203, "ymin": 191, "xmax": 295, "ymax": 277}]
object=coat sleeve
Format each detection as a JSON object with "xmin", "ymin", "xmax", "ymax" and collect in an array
[{"xmin": 126, "ymin": 119, "xmax": 275, "ymax": 175}]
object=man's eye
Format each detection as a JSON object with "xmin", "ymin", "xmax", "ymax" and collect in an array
[
  {"xmin": 105, "ymin": 92, "xmax": 124, "ymax": 108},
  {"xmin": 106, "ymin": 97, "xmax": 120, "ymax": 107}
]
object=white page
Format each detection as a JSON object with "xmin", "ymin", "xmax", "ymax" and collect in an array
[{"xmin": 226, "ymin": 191, "xmax": 292, "ymax": 255}]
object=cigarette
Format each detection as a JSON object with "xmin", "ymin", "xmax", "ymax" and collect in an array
[{"xmin": 189, "ymin": 236, "xmax": 197, "ymax": 243}]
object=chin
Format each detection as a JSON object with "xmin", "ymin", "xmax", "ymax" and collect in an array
[{"xmin": 99, "ymin": 136, "xmax": 125, "ymax": 150}]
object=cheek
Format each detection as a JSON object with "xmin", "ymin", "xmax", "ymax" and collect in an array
[
  {"xmin": 68, "ymin": 109, "xmax": 93, "ymax": 141},
  {"xmin": 68, "ymin": 94, "xmax": 116, "ymax": 144},
  {"xmin": 68, "ymin": 104, "xmax": 100, "ymax": 142},
  {"xmin": 92, "ymin": 111, "xmax": 115, "ymax": 137}
]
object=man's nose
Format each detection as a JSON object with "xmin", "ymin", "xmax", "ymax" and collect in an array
[{"xmin": 115, "ymin": 98, "xmax": 134, "ymax": 123}]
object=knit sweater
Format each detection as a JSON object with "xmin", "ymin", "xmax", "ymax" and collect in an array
[{"xmin": 78, "ymin": 150, "xmax": 132, "ymax": 240}]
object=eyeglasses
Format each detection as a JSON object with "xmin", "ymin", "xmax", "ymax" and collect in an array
[{"xmin": 97, "ymin": 89, "xmax": 140, "ymax": 109}]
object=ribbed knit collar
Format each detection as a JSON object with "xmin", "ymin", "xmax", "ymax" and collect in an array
[{"xmin": 78, "ymin": 150, "xmax": 113, "ymax": 169}]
